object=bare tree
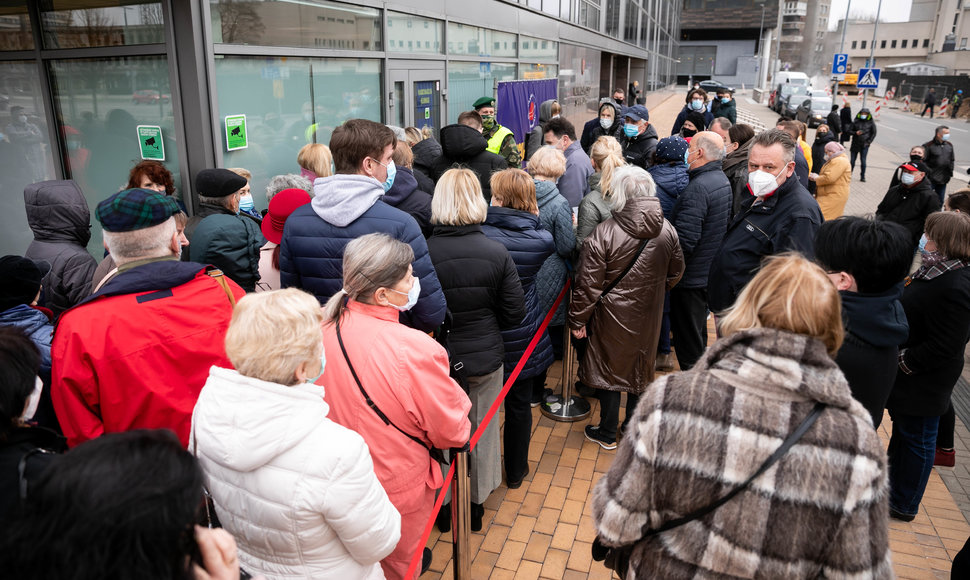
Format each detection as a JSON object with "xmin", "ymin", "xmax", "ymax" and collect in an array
[{"xmin": 219, "ymin": 0, "xmax": 265, "ymax": 44}]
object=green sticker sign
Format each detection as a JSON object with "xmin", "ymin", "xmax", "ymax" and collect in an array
[
  {"xmin": 137, "ymin": 125, "xmax": 164, "ymax": 161},
  {"xmin": 225, "ymin": 114, "xmax": 248, "ymax": 151}
]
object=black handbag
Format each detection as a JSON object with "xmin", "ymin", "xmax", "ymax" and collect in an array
[
  {"xmin": 336, "ymin": 320, "xmax": 449, "ymax": 465},
  {"xmin": 592, "ymin": 402, "xmax": 826, "ymax": 577}
]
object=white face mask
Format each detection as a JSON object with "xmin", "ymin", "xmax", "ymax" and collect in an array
[
  {"xmin": 387, "ymin": 276, "xmax": 420, "ymax": 312},
  {"xmin": 21, "ymin": 376, "xmax": 42, "ymax": 421},
  {"xmin": 747, "ymin": 166, "xmax": 787, "ymax": 197},
  {"xmin": 901, "ymin": 173, "xmax": 916, "ymax": 186},
  {"xmin": 599, "ymin": 117, "xmax": 613, "ymax": 130}
]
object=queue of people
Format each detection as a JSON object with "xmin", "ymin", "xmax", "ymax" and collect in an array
[{"xmin": 2, "ymin": 85, "xmax": 970, "ymax": 580}]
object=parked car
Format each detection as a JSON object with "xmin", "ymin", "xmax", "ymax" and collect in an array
[
  {"xmin": 795, "ymin": 94, "xmax": 834, "ymax": 128},
  {"xmin": 132, "ymin": 90, "xmax": 170, "ymax": 105},
  {"xmin": 772, "ymin": 84, "xmax": 809, "ymax": 114},
  {"xmin": 699, "ymin": 79, "xmax": 734, "ymax": 94}
]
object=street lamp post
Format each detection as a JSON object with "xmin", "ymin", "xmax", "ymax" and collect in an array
[
  {"xmin": 833, "ymin": 0, "xmax": 852, "ymax": 98},
  {"xmin": 862, "ymin": 0, "xmax": 883, "ymax": 109},
  {"xmin": 758, "ymin": 2, "xmax": 767, "ymax": 90}
]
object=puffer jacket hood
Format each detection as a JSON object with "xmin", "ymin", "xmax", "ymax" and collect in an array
[
  {"xmin": 382, "ymin": 164, "xmax": 418, "ymax": 206},
  {"xmin": 24, "ymin": 180, "xmax": 91, "ymax": 246},
  {"xmin": 411, "ymin": 137, "xmax": 442, "ymax": 173},
  {"xmin": 841, "ymin": 285, "xmax": 909, "ymax": 349},
  {"xmin": 613, "ymin": 194, "xmax": 664, "ymax": 240},
  {"xmin": 439, "ymin": 123, "xmax": 488, "ymax": 161},
  {"xmin": 539, "ymin": 99, "xmax": 558, "ymax": 123},
  {"xmin": 311, "ymin": 174, "xmax": 384, "ymax": 228},
  {"xmin": 194, "ymin": 367, "xmax": 332, "ymax": 472}
]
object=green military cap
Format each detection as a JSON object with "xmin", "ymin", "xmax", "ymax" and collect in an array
[{"xmin": 473, "ymin": 96, "xmax": 496, "ymax": 109}]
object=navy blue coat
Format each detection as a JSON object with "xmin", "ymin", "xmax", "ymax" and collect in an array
[
  {"xmin": 279, "ymin": 200, "xmax": 447, "ymax": 333},
  {"xmin": 708, "ymin": 175, "xmax": 822, "ymax": 312},
  {"xmin": 482, "ymin": 207, "xmax": 556, "ymax": 380},
  {"xmin": 671, "ymin": 160, "xmax": 732, "ymax": 289},
  {"xmin": 647, "ymin": 162, "xmax": 689, "ymax": 219}
]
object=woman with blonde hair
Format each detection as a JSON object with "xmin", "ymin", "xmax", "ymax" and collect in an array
[
  {"xmin": 578, "ymin": 136, "xmax": 627, "ymax": 244},
  {"xmin": 228, "ymin": 167, "xmax": 261, "ymax": 221},
  {"xmin": 192, "ymin": 288, "xmax": 401, "ymax": 579},
  {"xmin": 320, "ymin": 233, "xmax": 471, "ymax": 579},
  {"xmin": 886, "ymin": 211, "xmax": 970, "ymax": 521},
  {"xmin": 296, "ymin": 142, "xmax": 334, "ymax": 183},
  {"xmin": 527, "ymin": 145, "xmax": 576, "ymax": 380},
  {"xmin": 427, "ymin": 168, "xmax": 526, "ymax": 532},
  {"xmin": 482, "ymin": 169, "xmax": 555, "ymax": 488},
  {"xmin": 593, "ymin": 254, "xmax": 891, "ymax": 579}
]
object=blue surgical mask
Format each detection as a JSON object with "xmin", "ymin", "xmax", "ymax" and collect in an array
[
  {"xmin": 942, "ymin": 133, "xmax": 951, "ymax": 141},
  {"xmin": 918, "ymin": 234, "xmax": 929, "ymax": 255},
  {"xmin": 623, "ymin": 123, "xmax": 639, "ymax": 137},
  {"xmin": 306, "ymin": 349, "xmax": 326, "ymax": 384},
  {"xmin": 720, "ymin": 97, "xmax": 731, "ymax": 104},
  {"xmin": 239, "ymin": 194, "xmax": 255, "ymax": 212},
  {"xmin": 690, "ymin": 100, "xmax": 704, "ymax": 111},
  {"xmin": 387, "ymin": 276, "xmax": 420, "ymax": 312},
  {"xmin": 683, "ymin": 149, "xmax": 690, "ymax": 165},
  {"xmin": 372, "ymin": 157, "xmax": 397, "ymax": 192}
]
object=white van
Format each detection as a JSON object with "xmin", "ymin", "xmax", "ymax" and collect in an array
[{"xmin": 774, "ymin": 71, "xmax": 811, "ymax": 87}]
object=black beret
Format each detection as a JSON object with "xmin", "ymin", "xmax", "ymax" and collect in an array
[
  {"xmin": 96, "ymin": 188, "xmax": 180, "ymax": 233},
  {"xmin": 196, "ymin": 168, "xmax": 247, "ymax": 198}
]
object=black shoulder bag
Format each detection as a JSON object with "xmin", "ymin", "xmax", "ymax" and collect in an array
[
  {"xmin": 592, "ymin": 402, "xmax": 826, "ymax": 577},
  {"xmin": 596, "ymin": 238, "xmax": 649, "ymax": 305},
  {"xmin": 336, "ymin": 320, "xmax": 449, "ymax": 465}
]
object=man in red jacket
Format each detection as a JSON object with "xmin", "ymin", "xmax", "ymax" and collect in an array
[{"xmin": 52, "ymin": 188, "xmax": 244, "ymax": 447}]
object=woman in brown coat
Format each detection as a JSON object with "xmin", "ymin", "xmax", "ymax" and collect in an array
[{"xmin": 570, "ymin": 165, "xmax": 684, "ymax": 450}]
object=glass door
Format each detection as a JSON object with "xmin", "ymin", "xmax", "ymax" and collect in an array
[{"xmin": 387, "ymin": 67, "xmax": 444, "ymax": 139}]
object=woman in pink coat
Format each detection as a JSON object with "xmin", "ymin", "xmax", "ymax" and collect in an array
[{"xmin": 321, "ymin": 233, "xmax": 472, "ymax": 580}]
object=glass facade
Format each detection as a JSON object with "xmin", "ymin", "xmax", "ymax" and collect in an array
[
  {"xmin": 0, "ymin": 0, "xmax": 681, "ymax": 257},
  {"xmin": 213, "ymin": 56, "xmax": 382, "ymax": 211}
]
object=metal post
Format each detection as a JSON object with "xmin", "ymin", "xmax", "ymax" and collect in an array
[
  {"xmin": 862, "ymin": 0, "xmax": 883, "ymax": 109},
  {"xmin": 541, "ymin": 325, "xmax": 591, "ymax": 422},
  {"xmin": 833, "ymin": 0, "xmax": 852, "ymax": 98},
  {"xmin": 450, "ymin": 451, "xmax": 471, "ymax": 580},
  {"xmin": 773, "ymin": 0, "xmax": 782, "ymax": 79},
  {"xmin": 757, "ymin": 4, "xmax": 766, "ymax": 90}
]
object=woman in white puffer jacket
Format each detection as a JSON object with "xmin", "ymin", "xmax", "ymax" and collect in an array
[{"xmin": 191, "ymin": 289, "xmax": 400, "ymax": 580}]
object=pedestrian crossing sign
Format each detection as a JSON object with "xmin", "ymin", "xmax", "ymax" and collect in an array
[{"xmin": 856, "ymin": 68, "xmax": 880, "ymax": 89}]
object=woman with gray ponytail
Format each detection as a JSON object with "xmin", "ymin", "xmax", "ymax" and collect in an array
[{"xmin": 320, "ymin": 233, "xmax": 471, "ymax": 580}]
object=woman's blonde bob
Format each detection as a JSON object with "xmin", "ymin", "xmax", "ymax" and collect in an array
[
  {"xmin": 718, "ymin": 253, "xmax": 844, "ymax": 355},
  {"xmin": 323, "ymin": 233, "xmax": 414, "ymax": 324},
  {"xmin": 431, "ymin": 168, "xmax": 488, "ymax": 225},
  {"xmin": 297, "ymin": 143, "xmax": 334, "ymax": 179},
  {"xmin": 491, "ymin": 169, "xmax": 538, "ymax": 214},
  {"xmin": 225, "ymin": 289, "xmax": 324, "ymax": 386},
  {"xmin": 526, "ymin": 146, "xmax": 567, "ymax": 180}
]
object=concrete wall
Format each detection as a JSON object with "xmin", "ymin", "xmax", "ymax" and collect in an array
[{"xmin": 678, "ymin": 39, "xmax": 759, "ymax": 86}]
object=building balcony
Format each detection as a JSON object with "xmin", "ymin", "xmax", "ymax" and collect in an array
[{"xmin": 783, "ymin": 2, "xmax": 808, "ymax": 17}]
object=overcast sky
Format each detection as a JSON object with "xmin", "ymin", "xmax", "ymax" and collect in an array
[{"xmin": 828, "ymin": 0, "xmax": 913, "ymax": 30}]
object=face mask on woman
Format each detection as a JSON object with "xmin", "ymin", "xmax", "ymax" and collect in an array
[
  {"xmin": 600, "ymin": 117, "xmax": 613, "ymax": 130},
  {"xmin": 681, "ymin": 127, "xmax": 697, "ymax": 138},
  {"xmin": 387, "ymin": 276, "xmax": 421, "ymax": 312},
  {"xmin": 690, "ymin": 99, "xmax": 704, "ymax": 111},
  {"xmin": 910, "ymin": 154, "xmax": 923, "ymax": 162},
  {"xmin": 305, "ymin": 348, "xmax": 326, "ymax": 384},
  {"xmin": 239, "ymin": 194, "xmax": 255, "ymax": 213},
  {"xmin": 720, "ymin": 97, "xmax": 731, "ymax": 104}
]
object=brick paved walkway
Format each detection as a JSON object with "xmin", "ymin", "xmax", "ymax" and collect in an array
[{"xmin": 418, "ymin": 90, "xmax": 970, "ymax": 579}]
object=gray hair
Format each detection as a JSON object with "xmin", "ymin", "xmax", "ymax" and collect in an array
[
  {"xmin": 265, "ymin": 174, "xmax": 312, "ymax": 202},
  {"xmin": 936, "ymin": 125, "xmax": 950, "ymax": 135},
  {"xmin": 323, "ymin": 233, "xmax": 415, "ymax": 323},
  {"xmin": 198, "ymin": 194, "xmax": 235, "ymax": 210},
  {"xmin": 711, "ymin": 117, "xmax": 732, "ymax": 132},
  {"xmin": 692, "ymin": 132, "xmax": 726, "ymax": 162},
  {"xmin": 386, "ymin": 125, "xmax": 408, "ymax": 141},
  {"xmin": 103, "ymin": 216, "xmax": 176, "ymax": 264},
  {"xmin": 608, "ymin": 165, "xmax": 656, "ymax": 213},
  {"xmin": 750, "ymin": 128, "xmax": 797, "ymax": 165}
]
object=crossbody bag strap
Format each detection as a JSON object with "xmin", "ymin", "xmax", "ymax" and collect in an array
[
  {"xmin": 596, "ymin": 238, "xmax": 649, "ymax": 304},
  {"xmin": 206, "ymin": 267, "xmax": 237, "ymax": 307},
  {"xmin": 642, "ymin": 402, "xmax": 826, "ymax": 538},
  {"xmin": 335, "ymin": 319, "xmax": 436, "ymax": 457}
]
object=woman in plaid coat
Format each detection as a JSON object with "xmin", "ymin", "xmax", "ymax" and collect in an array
[{"xmin": 592, "ymin": 254, "xmax": 892, "ymax": 579}]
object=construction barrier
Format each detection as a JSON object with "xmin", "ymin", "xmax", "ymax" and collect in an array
[
  {"xmin": 404, "ymin": 280, "xmax": 573, "ymax": 579},
  {"xmin": 940, "ymin": 98, "xmax": 950, "ymax": 117}
]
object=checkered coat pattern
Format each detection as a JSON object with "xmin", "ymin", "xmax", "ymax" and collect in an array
[{"xmin": 593, "ymin": 328, "xmax": 892, "ymax": 579}]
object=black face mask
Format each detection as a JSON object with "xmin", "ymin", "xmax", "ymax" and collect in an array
[
  {"xmin": 615, "ymin": 97, "xmax": 624, "ymax": 105},
  {"xmin": 681, "ymin": 127, "xmax": 697, "ymax": 138},
  {"xmin": 910, "ymin": 154, "xmax": 923, "ymax": 162}
]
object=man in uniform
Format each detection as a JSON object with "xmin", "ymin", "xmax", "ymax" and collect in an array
[{"xmin": 474, "ymin": 96, "xmax": 522, "ymax": 168}]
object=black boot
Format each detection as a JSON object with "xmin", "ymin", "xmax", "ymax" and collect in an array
[
  {"xmin": 435, "ymin": 503, "xmax": 451, "ymax": 533},
  {"xmin": 471, "ymin": 502, "xmax": 485, "ymax": 532},
  {"xmin": 421, "ymin": 547, "xmax": 433, "ymax": 574}
]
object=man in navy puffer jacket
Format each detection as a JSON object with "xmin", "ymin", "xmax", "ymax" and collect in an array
[
  {"xmin": 280, "ymin": 119, "xmax": 446, "ymax": 333},
  {"xmin": 669, "ymin": 132, "xmax": 732, "ymax": 370}
]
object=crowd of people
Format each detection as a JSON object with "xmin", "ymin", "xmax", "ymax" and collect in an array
[{"xmin": 1, "ymin": 85, "xmax": 970, "ymax": 580}]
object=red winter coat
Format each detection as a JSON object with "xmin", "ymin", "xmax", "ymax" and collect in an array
[{"xmin": 52, "ymin": 260, "xmax": 243, "ymax": 448}]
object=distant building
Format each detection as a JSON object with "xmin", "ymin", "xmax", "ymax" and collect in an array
[{"xmin": 885, "ymin": 62, "xmax": 948, "ymax": 76}]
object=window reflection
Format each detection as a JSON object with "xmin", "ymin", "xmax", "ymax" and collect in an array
[
  {"xmin": 48, "ymin": 56, "xmax": 179, "ymax": 256},
  {"xmin": 213, "ymin": 56, "xmax": 381, "ymax": 211},
  {"xmin": 447, "ymin": 23, "xmax": 516, "ymax": 57},
  {"xmin": 40, "ymin": 1, "xmax": 165, "ymax": 49},
  {"xmin": 210, "ymin": 0, "xmax": 381, "ymax": 50},
  {"xmin": 387, "ymin": 11, "xmax": 443, "ymax": 54},
  {"xmin": 447, "ymin": 61, "xmax": 515, "ymax": 124},
  {"xmin": 0, "ymin": 1, "xmax": 34, "ymax": 51},
  {"xmin": 0, "ymin": 62, "xmax": 57, "ymax": 255}
]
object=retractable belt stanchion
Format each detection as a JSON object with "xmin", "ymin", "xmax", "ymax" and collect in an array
[
  {"xmin": 450, "ymin": 451, "xmax": 471, "ymax": 579},
  {"xmin": 540, "ymin": 291, "xmax": 590, "ymax": 422}
]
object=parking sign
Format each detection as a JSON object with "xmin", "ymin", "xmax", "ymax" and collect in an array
[{"xmin": 832, "ymin": 53, "xmax": 848, "ymax": 75}]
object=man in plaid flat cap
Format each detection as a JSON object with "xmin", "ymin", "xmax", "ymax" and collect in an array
[{"xmin": 51, "ymin": 188, "xmax": 244, "ymax": 448}]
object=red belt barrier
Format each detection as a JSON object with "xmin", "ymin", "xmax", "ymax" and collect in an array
[{"xmin": 404, "ymin": 279, "xmax": 572, "ymax": 579}]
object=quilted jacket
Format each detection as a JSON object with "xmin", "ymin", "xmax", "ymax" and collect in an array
[
  {"xmin": 483, "ymin": 206, "xmax": 556, "ymax": 380},
  {"xmin": 670, "ymin": 160, "xmax": 732, "ymax": 289},
  {"xmin": 191, "ymin": 367, "xmax": 400, "ymax": 580},
  {"xmin": 534, "ymin": 179, "xmax": 576, "ymax": 326}
]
